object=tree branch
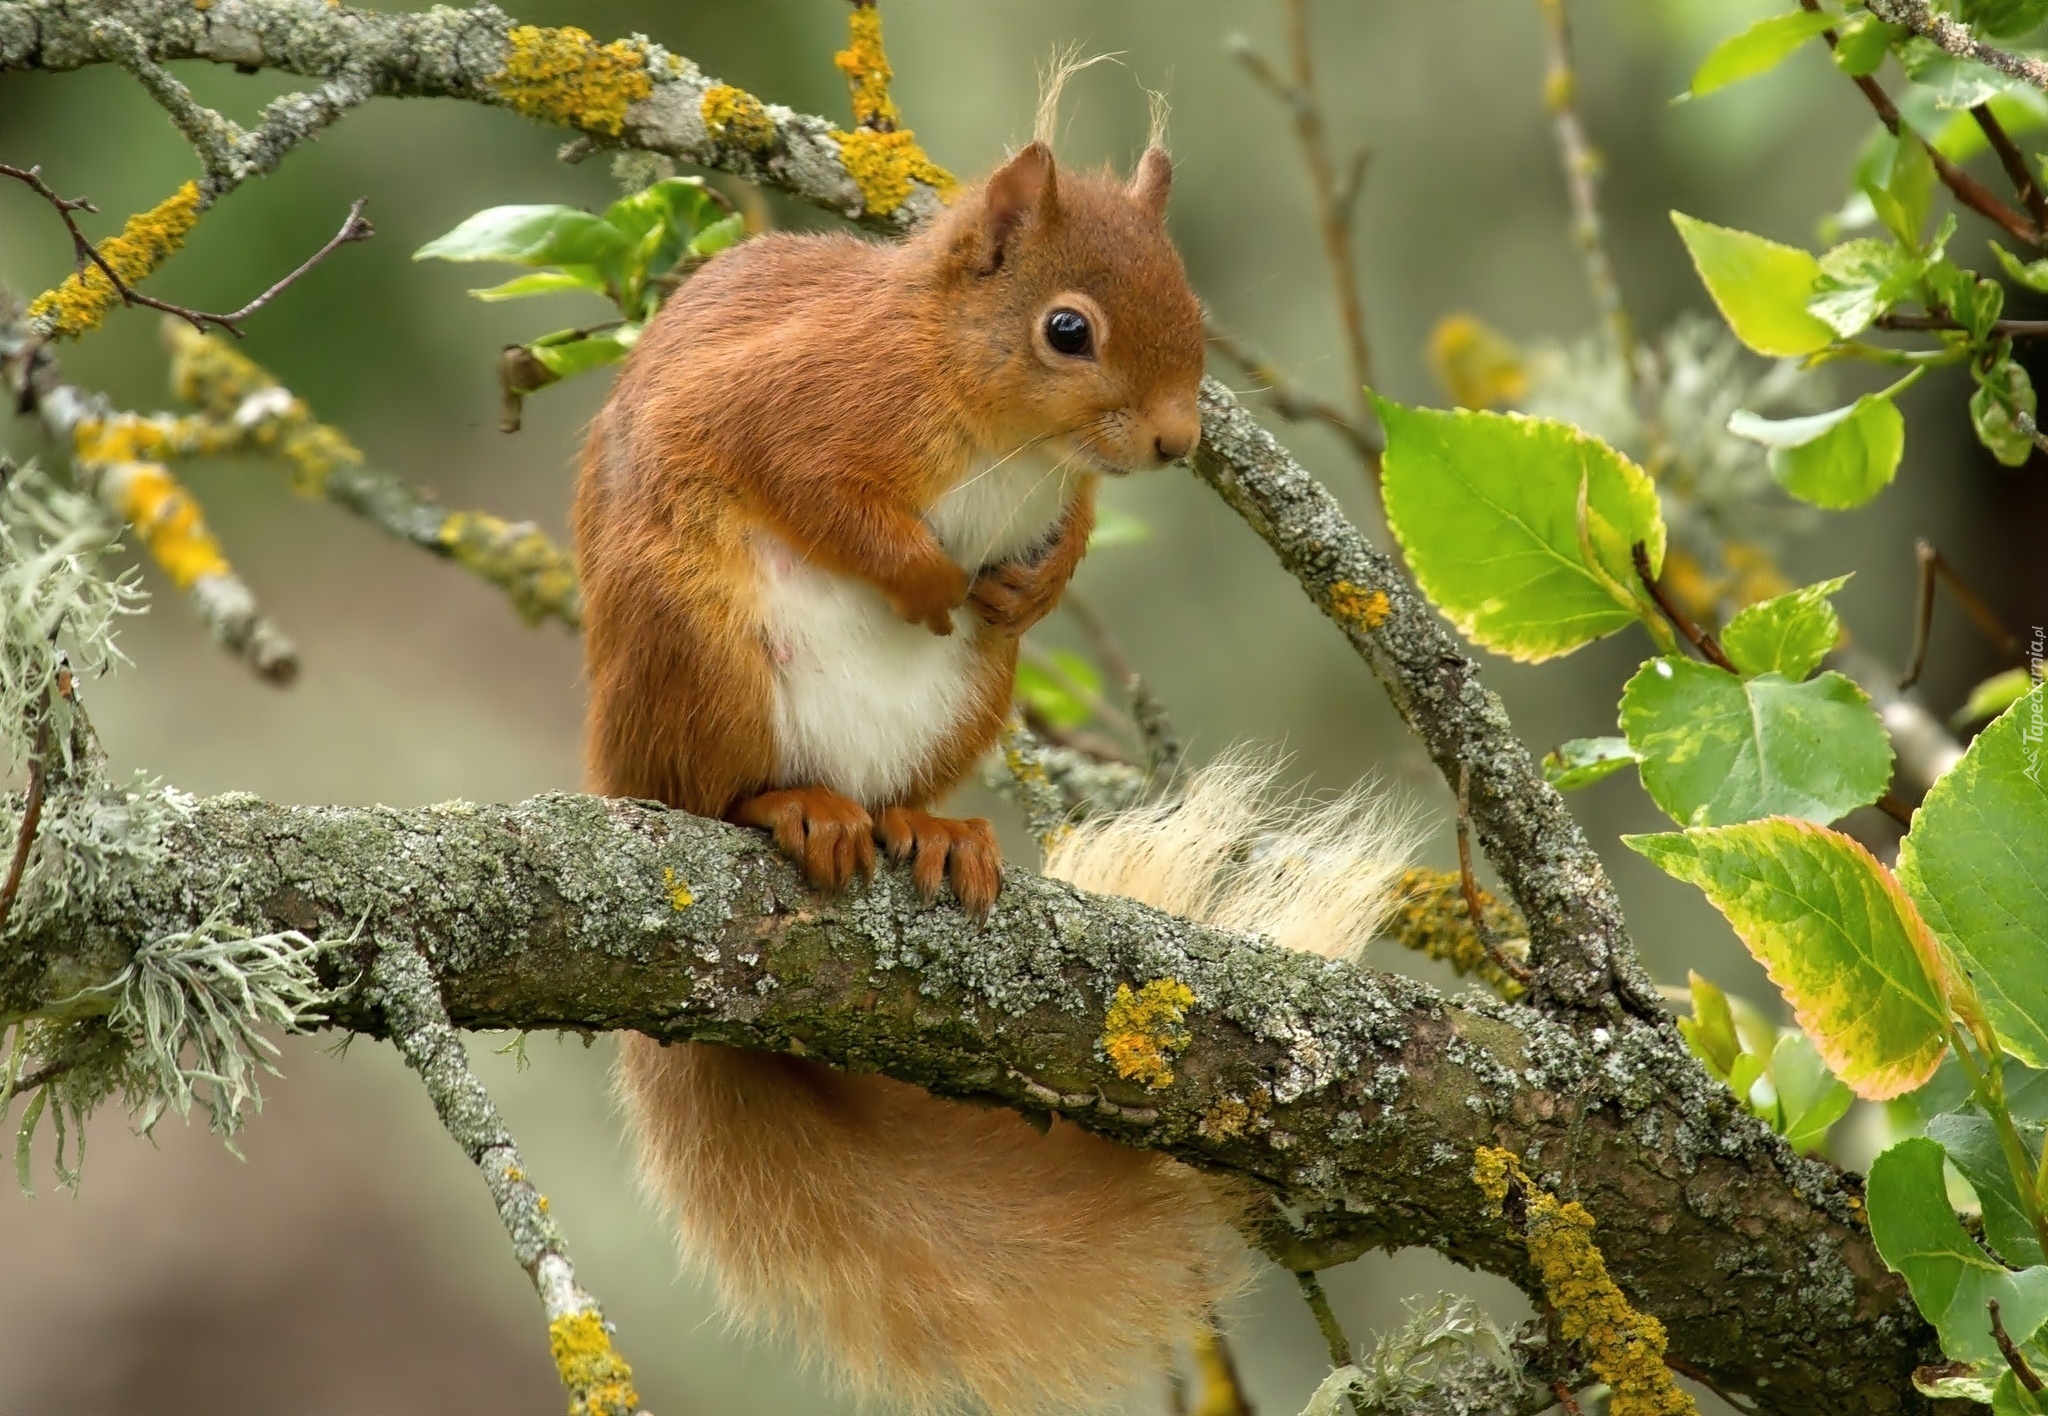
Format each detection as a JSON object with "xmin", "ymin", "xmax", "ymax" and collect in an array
[
  {"xmin": 0, "ymin": 787, "xmax": 1934, "ymax": 1414},
  {"xmin": 1863, "ymin": 0, "xmax": 2048, "ymax": 98}
]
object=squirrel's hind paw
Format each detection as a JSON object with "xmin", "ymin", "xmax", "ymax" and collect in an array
[{"xmin": 877, "ymin": 807, "xmax": 1001, "ymax": 916}]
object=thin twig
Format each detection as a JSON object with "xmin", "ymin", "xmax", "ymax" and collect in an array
[
  {"xmin": 1974, "ymin": 104, "xmax": 2048, "ymax": 233},
  {"xmin": 1536, "ymin": 0, "xmax": 1645, "ymax": 406},
  {"xmin": 1902, "ymin": 538, "xmax": 2023, "ymax": 688},
  {"xmin": 0, "ymin": 163, "xmax": 371, "ymax": 337},
  {"xmin": 1293, "ymin": 1271, "xmax": 1363, "ymax": 1416},
  {"xmin": 1018, "ymin": 702, "xmax": 1133, "ymax": 767},
  {"xmin": 1876, "ymin": 792, "xmax": 1915, "ymax": 828},
  {"xmin": 1632, "ymin": 541, "xmax": 1739, "ymax": 674},
  {"xmin": 0, "ymin": 657, "xmax": 70, "ymax": 935},
  {"xmin": 1458, "ymin": 764, "xmax": 1534, "ymax": 988},
  {"xmin": 1550, "ymin": 1382, "xmax": 1585, "ymax": 1416},
  {"xmin": 1878, "ymin": 312, "xmax": 2048, "ymax": 338},
  {"xmin": 1866, "ymin": 0, "xmax": 2048, "ymax": 99},
  {"xmin": 1797, "ymin": 0, "xmax": 2041, "ymax": 249},
  {"xmin": 1993, "ymin": 1298, "xmax": 2046, "ymax": 1393},
  {"xmin": 1205, "ymin": 324, "xmax": 1382, "ymax": 464},
  {"xmin": 1018, "ymin": 639, "xmax": 1138, "ymax": 737}
]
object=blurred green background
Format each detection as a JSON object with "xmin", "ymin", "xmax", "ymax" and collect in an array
[{"xmin": 1, "ymin": 1, "xmax": 2038, "ymax": 1412}]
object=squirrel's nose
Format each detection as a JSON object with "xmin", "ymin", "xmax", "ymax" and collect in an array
[{"xmin": 1153, "ymin": 424, "xmax": 1198, "ymax": 463}]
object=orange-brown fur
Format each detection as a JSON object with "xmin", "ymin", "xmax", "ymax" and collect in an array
[{"xmin": 578, "ymin": 143, "xmax": 1214, "ymax": 1413}]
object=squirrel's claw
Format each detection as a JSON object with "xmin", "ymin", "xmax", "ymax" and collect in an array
[
  {"xmin": 734, "ymin": 787, "xmax": 876, "ymax": 893},
  {"xmin": 877, "ymin": 807, "xmax": 1001, "ymax": 916},
  {"xmin": 967, "ymin": 559, "xmax": 1061, "ymax": 637}
]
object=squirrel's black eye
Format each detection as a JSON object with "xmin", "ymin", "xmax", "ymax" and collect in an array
[{"xmin": 1044, "ymin": 308, "xmax": 1093, "ymax": 357}]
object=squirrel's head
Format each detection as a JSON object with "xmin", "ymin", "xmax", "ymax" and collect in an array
[{"xmin": 930, "ymin": 141, "xmax": 1204, "ymax": 474}]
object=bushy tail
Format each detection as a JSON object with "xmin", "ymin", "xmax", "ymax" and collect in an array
[{"xmin": 617, "ymin": 752, "xmax": 1420, "ymax": 1414}]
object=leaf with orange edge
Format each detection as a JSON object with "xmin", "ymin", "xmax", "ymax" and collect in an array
[{"xmin": 1627, "ymin": 816, "xmax": 1951, "ymax": 1100}]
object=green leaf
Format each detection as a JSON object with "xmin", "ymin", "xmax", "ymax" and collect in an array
[
  {"xmin": 1720, "ymin": 575, "xmax": 1851, "ymax": 680},
  {"xmin": 1868, "ymin": 1136, "xmax": 2048, "ymax": 1362},
  {"xmin": 466, "ymin": 268, "xmax": 609, "ymax": 302},
  {"xmin": 1899, "ymin": 684, "xmax": 2048, "ymax": 1069},
  {"xmin": 1954, "ymin": 668, "xmax": 2039, "ymax": 729},
  {"xmin": 1620, "ymin": 658, "xmax": 1894, "ymax": 827},
  {"xmin": 525, "ymin": 323, "xmax": 642, "ymax": 380},
  {"xmin": 1960, "ymin": 0, "xmax": 2048, "ymax": 41},
  {"xmin": 1679, "ymin": 969, "xmax": 1743, "ymax": 1077},
  {"xmin": 1729, "ymin": 394, "xmax": 1906, "ymax": 510},
  {"xmin": 1867, "ymin": 128, "xmax": 1939, "ymax": 247},
  {"xmin": 1015, "ymin": 651, "xmax": 1102, "ymax": 731},
  {"xmin": 414, "ymin": 205, "xmax": 631, "ymax": 268},
  {"xmin": 1729, "ymin": 1048, "xmax": 1772, "ymax": 1110},
  {"xmin": 1373, "ymin": 397, "xmax": 1665, "ymax": 664},
  {"xmin": 1627, "ymin": 818, "xmax": 1950, "ymax": 1099},
  {"xmin": 688, "ymin": 212, "xmax": 747, "ymax": 259},
  {"xmin": 1992, "ymin": 240, "xmax": 2048, "ymax": 293},
  {"xmin": 1973, "ymin": 350, "xmax": 2040, "ymax": 467},
  {"xmin": 1809, "ymin": 237, "xmax": 1925, "ymax": 338},
  {"xmin": 1770, "ymin": 1030, "xmax": 1855, "ymax": 1152},
  {"xmin": 1688, "ymin": 10, "xmax": 1838, "ymax": 97},
  {"xmin": 1672, "ymin": 212, "xmax": 1836, "ymax": 357},
  {"xmin": 603, "ymin": 177, "xmax": 726, "ymax": 281},
  {"xmin": 1087, "ymin": 504, "xmax": 1151, "ymax": 550},
  {"xmin": 1997, "ymin": 1368, "xmax": 2048, "ymax": 1415},
  {"xmin": 1834, "ymin": 13, "xmax": 1908, "ymax": 77},
  {"xmin": 1541, "ymin": 736, "xmax": 1638, "ymax": 791},
  {"xmin": 1935, "ymin": 91, "xmax": 2048, "ymax": 162},
  {"xmin": 1901, "ymin": 36, "xmax": 2034, "ymax": 110},
  {"xmin": 1926, "ymin": 1111, "xmax": 2047, "ymax": 1267}
]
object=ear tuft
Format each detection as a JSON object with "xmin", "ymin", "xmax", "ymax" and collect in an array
[
  {"xmin": 1128, "ymin": 147, "xmax": 1172, "ymax": 221},
  {"xmin": 978, "ymin": 141, "xmax": 1057, "ymax": 275}
]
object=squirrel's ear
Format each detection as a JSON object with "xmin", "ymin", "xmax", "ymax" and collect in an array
[
  {"xmin": 977, "ymin": 141, "xmax": 1056, "ymax": 273},
  {"xmin": 1128, "ymin": 147, "xmax": 1172, "ymax": 220}
]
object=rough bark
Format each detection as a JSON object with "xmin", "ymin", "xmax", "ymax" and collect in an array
[{"xmin": 2, "ymin": 790, "xmax": 1933, "ymax": 1415}]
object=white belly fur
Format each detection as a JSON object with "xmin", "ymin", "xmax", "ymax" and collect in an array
[{"xmin": 758, "ymin": 448, "xmax": 1082, "ymax": 806}]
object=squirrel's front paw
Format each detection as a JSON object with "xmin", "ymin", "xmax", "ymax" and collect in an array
[
  {"xmin": 733, "ymin": 788, "xmax": 875, "ymax": 892},
  {"xmin": 876, "ymin": 807, "xmax": 1001, "ymax": 916},
  {"xmin": 967, "ymin": 558, "xmax": 1062, "ymax": 637},
  {"xmin": 886, "ymin": 556, "xmax": 970, "ymax": 636}
]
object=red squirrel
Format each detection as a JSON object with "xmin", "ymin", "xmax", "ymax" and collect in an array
[{"xmin": 575, "ymin": 139, "xmax": 1231, "ymax": 1411}]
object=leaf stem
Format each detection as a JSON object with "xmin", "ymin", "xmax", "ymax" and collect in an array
[{"xmin": 1949, "ymin": 1025, "xmax": 2048, "ymax": 1264}]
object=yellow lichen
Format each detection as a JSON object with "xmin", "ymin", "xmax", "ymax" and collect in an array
[
  {"xmin": 164, "ymin": 324, "xmax": 361, "ymax": 496},
  {"xmin": 833, "ymin": 4, "xmax": 900, "ymax": 130},
  {"xmin": 1382, "ymin": 868, "xmax": 1528, "ymax": 1002},
  {"xmin": 28, "ymin": 182, "xmax": 202, "ymax": 340},
  {"xmin": 547, "ymin": 1309, "xmax": 640, "ymax": 1416},
  {"xmin": 700, "ymin": 83, "xmax": 776, "ymax": 149},
  {"xmin": 1425, "ymin": 313, "xmax": 1529, "ymax": 411},
  {"xmin": 72, "ymin": 412, "xmax": 238, "ymax": 466},
  {"xmin": 494, "ymin": 25, "xmax": 652, "ymax": 137},
  {"xmin": 662, "ymin": 867, "xmax": 694, "ymax": 911},
  {"xmin": 1101, "ymin": 979, "xmax": 1195, "ymax": 1089},
  {"xmin": 832, "ymin": 125, "xmax": 955, "ymax": 218},
  {"xmin": 438, "ymin": 511, "xmax": 582, "ymax": 628},
  {"xmin": 1197, "ymin": 1087, "xmax": 1270, "ymax": 1143},
  {"xmin": 93, "ymin": 460, "xmax": 230, "ymax": 590},
  {"xmin": 1328, "ymin": 580, "xmax": 1391, "ymax": 632},
  {"xmin": 1473, "ymin": 1148, "xmax": 1697, "ymax": 1416}
]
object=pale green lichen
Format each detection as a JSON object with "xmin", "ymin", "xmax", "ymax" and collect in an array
[
  {"xmin": 494, "ymin": 25, "xmax": 652, "ymax": 136},
  {"xmin": 1101, "ymin": 978, "xmax": 1194, "ymax": 1089},
  {"xmin": 27, "ymin": 181, "xmax": 202, "ymax": 339},
  {"xmin": 438, "ymin": 511, "xmax": 581, "ymax": 628},
  {"xmin": 1473, "ymin": 1147, "xmax": 1696, "ymax": 1416}
]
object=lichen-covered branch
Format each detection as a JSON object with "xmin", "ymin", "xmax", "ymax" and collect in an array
[
  {"xmin": 1190, "ymin": 379, "xmax": 1654, "ymax": 1018},
  {"xmin": 367, "ymin": 939, "xmax": 641, "ymax": 1416},
  {"xmin": 0, "ymin": 787, "xmax": 1937, "ymax": 1414},
  {"xmin": 0, "ymin": 0, "xmax": 951, "ymax": 234},
  {"xmin": 1862, "ymin": 0, "xmax": 2048, "ymax": 96}
]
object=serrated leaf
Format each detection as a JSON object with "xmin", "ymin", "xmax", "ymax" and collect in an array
[
  {"xmin": 1621, "ymin": 658, "xmax": 1894, "ymax": 826},
  {"xmin": 1927, "ymin": 1111, "xmax": 2046, "ymax": 1267},
  {"xmin": 1899, "ymin": 684, "xmax": 2048, "ymax": 1069},
  {"xmin": 1992, "ymin": 240, "xmax": 2048, "ymax": 293},
  {"xmin": 1689, "ymin": 10, "xmax": 1838, "ymax": 98},
  {"xmin": 1672, "ymin": 212, "xmax": 1835, "ymax": 357},
  {"xmin": 1541, "ymin": 735, "xmax": 1637, "ymax": 791},
  {"xmin": 1628, "ymin": 819, "xmax": 1950, "ymax": 1100},
  {"xmin": 526, "ymin": 323, "xmax": 641, "ymax": 380},
  {"xmin": 1087, "ymin": 504, "xmax": 1151, "ymax": 550},
  {"xmin": 1973, "ymin": 352, "xmax": 2039, "ymax": 467},
  {"xmin": 1680, "ymin": 969, "xmax": 1744, "ymax": 1077},
  {"xmin": 1720, "ymin": 575, "xmax": 1851, "ymax": 680},
  {"xmin": 1771, "ymin": 1030, "xmax": 1855, "ymax": 1152},
  {"xmin": 1729, "ymin": 394, "xmax": 1905, "ymax": 510},
  {"xmin": 1835, "ymin": 13, "xmax": 1909, "ymax": 77},
  {"xmin": 1869, "ymin": 1136, "xmax": 2048, "ymax": 1362},
  {"xmin": 467, "ymin": 268, "xmax": 608, "ymax": 302},
  {"xmin": 1809, "ymin": 238, "xmax": 1925, "ymax": 338},
  {"xmin": 414, "ymin": 205, "xmax": 631, "ymax": 268},
  {"xmin": 1374, "ymin": 397, "xmax": 1664, "ymax": 664},
  {"xmin": 1954, "ymin": 668, "xmax": 2038, "ymax": 729}
]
